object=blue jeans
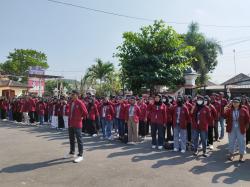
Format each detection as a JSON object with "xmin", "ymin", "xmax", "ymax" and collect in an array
[
  {"xmin": 228, "ymin": 126, "xmax": 246, "ymax": 155},
  {"xmin": 174, "ymin": 124, "xmax": 187, "ymax": 151},
  {"xmin": 101, "ymin": 118, "xmax": 112, "ymax": 138},
  {"xmin": 8, "ymin": 110, "xmax": 13, "ymax": 121},
  {"xmin": 193, "ymin": 129, "xmax": 207, "ymax": 153},
  {"xmin": 219, "ymin": 117, "xmax": 225, "ymax": 139},
  {"xmin": 151, "ymin": 123, "xmax": 164, "ymax": 146},
  {"xmin": 115, "ymin": 118, "xmax": 125, "ymax": 137},
  {"xmin": 39, "ymin": 115, "xmax": 44, "ymax": 125}
]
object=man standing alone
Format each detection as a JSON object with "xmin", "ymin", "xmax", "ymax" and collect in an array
[{"xmin": 64, "ymin": 90, "xmax": 88, "ymax": 163}]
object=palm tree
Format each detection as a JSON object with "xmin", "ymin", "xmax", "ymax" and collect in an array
[
  {"xmin": 83, "ymin": 58, "xmax": 115, "ymax": 87},
  {"xmin": 185, "ymin": 22, "xmax": 222, "ymax": 85}
]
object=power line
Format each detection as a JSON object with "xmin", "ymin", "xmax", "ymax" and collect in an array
[
  {"xmin": 222, "ymin": 39, "xmax": 250, "ymax": 48},
  {"xmin": 47, "ymin": 0, "xmax": 250, "ymax": 29}
]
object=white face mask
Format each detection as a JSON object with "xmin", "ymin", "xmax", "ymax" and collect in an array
[
  {"xmin": 169, "ymin": 99, "xmax": 173, "ymax": 103},
  {"xmin": 162, "ymin": 99, "xmax": 166, "ymax": 102},
  {"xmin": 204, "ymin": 101, "xmax": 208, "ymax": 105},
  {"xmin": 197, "ymin": 100, "xmax": 203, "ymax": 105}
]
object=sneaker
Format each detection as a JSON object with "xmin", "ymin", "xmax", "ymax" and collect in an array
[
  {"xmin": 181, "ymin": 150, "xmax": 186, "ymax": 153},
  {"xmin": 174, "ymin": 148, "xmax": 179, "ymax": 152},
  {"xmin": 74, "ymin": 156, "xmax": 84, "ymax": 163},
  {"xmin": 152, "ymin": 145, "xmax": 157, "ymax": 149},
  {"xmin": 92, "ymin": 134, "xmax": 98, "ymax": 137},
  {"xmin": 158, "ymin": 146, "xmax": 163, "ymax": 150},
  {"xmin": 209, "ymin": 145, "xmax": 214, "ymax": 150},
  {"xmin": 64, "ymin": 153, "xmax": 76, "ymax": 159},
  {"xmin": 193, "ymin": 150, "xmax": 198, "ymax": 156},
  {"xmin": 202, "ymin": 153, "xmax": 208, "ymax": 157}
]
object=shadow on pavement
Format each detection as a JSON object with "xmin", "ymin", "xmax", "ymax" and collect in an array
[{"xmin": 0, "ymin": 158, "xmax": 73, "ymax": 173}]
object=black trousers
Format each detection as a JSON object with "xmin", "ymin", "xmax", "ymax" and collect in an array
[
  {"xmin": 246, "ymin": 127, "xmax": 250, "ymax": 145},
  {"xmin": 139, "ymin": 120, "xmax": 147, "ymax": 137},
  {"xmin": 1, "ymin": 110, "xmax": 6, "ymax": 119},
  {"xmin": 86, "ymin": 119, "xmax": 97, "ymax": 135},
  {"xmin": 214, "ymin": 121, "xmax": 219, "ymax": 141},
  {"xmin": 166, "ymin": 122, "xmax": 173, "ymax": 141},
  {"xmin": 17, "ymin": 112, "xmax": 22, "ymax": 122},
  {"xmin": 68, "ymin": 127, "xmax": 83, "ymax": 156},
  {"xmin": 58, "ymin": 116, "xmax": 65, "ymax": 128},
  {"xmin": 208, "ymin": 126, "xmax": 214, "ymax": 145},
  {"xmin": 28, "ymin": 112, "xmax": 35, "ymax": 123},
  {"xmin": 187, "ymin": 123, "xmax": 192, "ymax": 142}
]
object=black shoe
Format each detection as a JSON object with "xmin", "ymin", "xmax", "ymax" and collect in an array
[{"xmin": 202, "ymin": 153, "xmax": 208, "ymax": 157}]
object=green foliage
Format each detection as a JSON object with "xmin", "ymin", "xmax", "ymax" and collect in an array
[
  {"xmin": 0, "ymin": 49, "xmax": 49, "ymax": 82},
  {"xmin": 45, "ymin": 80, "xmax": 70, "ymax": 95},
  {"xmin": 184, "ymin": 22, "xmax": 222, "ymax": 85},
  {"xmin": 116, "ymin": 20, "xmax": 194, "ymax": 94}
]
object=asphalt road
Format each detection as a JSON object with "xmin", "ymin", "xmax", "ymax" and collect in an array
[{"xmin": 0, "ymin": 121, "xmax": 250, "ymax": 187}]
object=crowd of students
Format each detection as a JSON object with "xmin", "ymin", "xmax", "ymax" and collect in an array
[{"xmin": 1, "ymin": 91, "xmax": 250, "ymax": 163}]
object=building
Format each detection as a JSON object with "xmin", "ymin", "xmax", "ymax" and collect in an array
[
  {"xmin": 0, "ymin": 77, "xmax": 31, "ymax": 98},
  {"xmin": 205, "ymin": 73, "xmax": 250, "ymax": 97}
]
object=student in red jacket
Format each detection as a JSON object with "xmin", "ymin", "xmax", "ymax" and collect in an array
[
  {"xmin": 64, "ymin": 90, "xmax": 88, "ymax": 163},
  {"xmin": 138, "ymin": 97, "xmax": 148, "ymax": 139},
  {"xmin": 191, "ymin": 95, "xmax": 211, "ymax": 157},
  {"xmin": 241, "ymin": 96, "xmax": 250, "ymax": 145},
  {"xmin": 204, "ymin": 96, "xmax": 217, "ymax": 150},
  {"xmin": 211, "ymin": 94, "xmax": 221, "ymax": 142},
  {"xmin": 37, "ymin": 98, "xmax": 46, "ymax": 126},
  {"xmin": 224, "ymin": 97, "xmax": 250, "ymax": 162},
  {"xmin": 114, "ymin": 96, "xmax": 127, "ymax": 140},
  {"xmin": 27, "ymin": 96, "xmax": 36, "ymax": 124},
  {"xmin": 99, "ymin": 97, "xmax": 115, "ymax": 140},
  {"xmin": 217, "ymin": 92, "xmax": 228, "ymax": 140},
  {"xmin": 125, "ymin": 96, "xmax": 141, "ymax": 144},
  {"xmin": 163, "ymin": 95, "xmax": 174, "ymax": 142},
  {"xmin": 86, "ymin": 97, "xmax": 99, "ymax": 136},
  {"xmin": 173, "ymin": 96, "xmax": 190, "ymax": 153},
  {"xmin": 149, "ymin": 94, "xmax": 167, "ymax": 150}
]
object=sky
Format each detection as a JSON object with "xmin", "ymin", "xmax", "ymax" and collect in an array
[{"xmin": 1, "ymin": 0, "xmax": 250, "ymax": 84}]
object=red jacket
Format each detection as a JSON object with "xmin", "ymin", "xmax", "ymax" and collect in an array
[
  {"xmin": 211, "ymin": 100, "xmax": 221, "ymax": 120},
  {"xmin": 148, "ymin": 103, "xmax": 167, "ymax": 125},
  {"xmin": 125, "ymin": 104, "xmax": 141, "ymax": 123},
  {"xmin": 208, "ymin": 104, "xmax": 218, "ymax": 126},
  {"xmin": 224, "ymin": 107, "xmax": 250, "ymax": 134},
  {"xmin": 138, "ymin": 102, "xmax": 147, "ymax": 121},
  {"xmin": 166, "ymin": 104, "xmax": 174, "ymax": 124},
  {"xmin": 219, "ymin": 98, "xmax": 228, "ymax": 116},
  {"xmin": 191, "ymin": 105, "xmax": 211, "ymax": 131},
  {"xmin": 21, "ymin": 100, "xmax": 30, "ymax": 113},
  {"xmin": 37, "ymin": 102, "xmax": 46, "ymax": 115},
  {"xmin": 68, "ymin": 99, "xmax": 88, "ymax": 128},
  {"xmin": 28, "ymin": 98, "xmax": 36, "ymax": 112},
  {"xmin": 87, "ymin": 104, "xmax": 99, "ymax": 121},
  {"xmin": 172, "ymin": 105, "xmax": 190, "ymax": 129},
  {"xmin": 114, "ymin": 103, "xmax": 127, "ymax": 120},
  {"xmin": 99, "ymin": 102, "xmax": 114, "ymax": 121}
]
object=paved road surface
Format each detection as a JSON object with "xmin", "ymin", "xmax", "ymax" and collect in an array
[{"xmin": 0, "ymin": 121, "xmax": 250, "ymax": 187}]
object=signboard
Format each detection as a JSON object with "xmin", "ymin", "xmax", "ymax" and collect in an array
[
  {"xmin": 29, "ymin": 66, "xmax": 45, "ymax": 75},
  {"xmin": 28, "ymin": 77, "xmax": 45, "ymax": 96}
]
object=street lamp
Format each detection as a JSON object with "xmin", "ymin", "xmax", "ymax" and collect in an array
[{"xmin": 184, "ymin": 67, "xmax": 198, "ymax": 96}]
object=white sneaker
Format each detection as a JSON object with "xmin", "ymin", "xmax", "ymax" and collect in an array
[
  {"xmin": 174, "ymin": 148, "xmax": 178, "ymax": 152},
  {"xmin": 74, "ymin": 156, "xmax": 84, "ymax": 163},
  {"xmin": 181, "ymin": 150, "xmax": 186, "ymax": 153},
  {"xmin": 152, "ymin": 145, "xmax": 157, "ymax": 149},
  {"xmin": 209, "ymin": 145, "xmax": 214, "ymax": 150},
  {"xmin": 64, "ymin": 153, "xmax": 76, "ymax": 159},
  {"xmin": 158, "ymin": 146, "xmax": 163, "ymax": 150},
  {"xmin": 92, "ymin": 134, "xmax": 98, "ymax": 137}
]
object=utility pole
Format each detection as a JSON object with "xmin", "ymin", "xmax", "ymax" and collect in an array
[{"xmin": 233, "ymin": 49, "xmax": 236, "ymax": 75}]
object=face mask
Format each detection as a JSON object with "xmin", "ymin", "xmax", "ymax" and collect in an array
[
  {"xmin": 162, "ymin": 99, "xmax": 166, "ymax": 102},
  {"xmin": 197, "ymin": 100, "xmax": 203, "ymax": 105},
  {"xmin": 204, "ymin": 100, "xmax": 208, "ymax": 105},
  {"xmin": 169, "ymin": 99, "xmax": 173, "ymax": 103}
]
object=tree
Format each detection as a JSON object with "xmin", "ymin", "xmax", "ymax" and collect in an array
[
  {"xmin": 0, "ymin": 49, "xmax": 49, "ymax": 82},
  {"xmin": 45, "ymin": 80, "xmax": 70, "ymax": 95},
  {"xmin": 84, "ymin": 58, "xmax": 115, "ymax": 84},
  {"xmin": 116, "ymin": 20, "xmax": 194, "ymax": 94},
  {"xmin": 184, "ymin": 22, "xmax": 222, "ymax": 85}
]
